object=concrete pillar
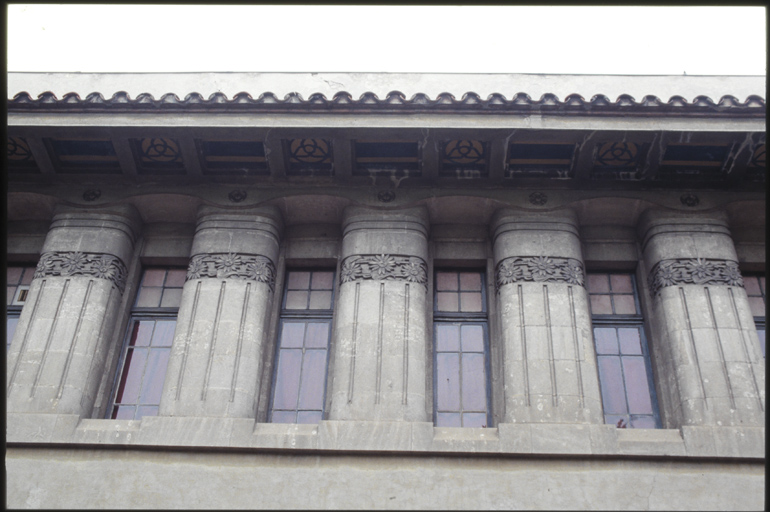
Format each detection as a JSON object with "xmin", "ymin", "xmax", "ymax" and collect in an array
[
  {"xmin": 7, "ymin": 204, "xmax": 141, "ymax": 416},
  {"xmin": 328, "ymin": 206, "xmax": 430, "ymax": 422},
  {"xmin": 639, "ymin": 209, "xmax": 764, "ymax": 427},
  {"xmin": 491, "ymin": 208, "xmax": 603, "ymax": 424},
  {"xmin": 159, "ymin": 205, "xmax": 283, "ymax": 418}
]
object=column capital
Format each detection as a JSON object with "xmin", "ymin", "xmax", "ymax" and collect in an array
[
  {"xmin": 490, "ymin": 208, "xmax": 579, "ymax": 247},
  {"xmin": 342, "ymin": 205, "xmax": 429, "ymax": 239}
]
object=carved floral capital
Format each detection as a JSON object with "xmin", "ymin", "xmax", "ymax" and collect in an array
[
  {"xmin": 186, "ymin": 252, "xmax": 276, "ymax": 292},
  {"xmin": 648, "ymin": 258, "xmax": 743, "ymax": 297},
  {"xmin": 34, "ymin": 251, "xmax": 128, "ymax": 294},
  {"xmin": 495, "ymin": 256, "xmax": 585, "ymax": 291},
  {"xmin": 340, "ymin": 254, "xmax": 428, "ymax": 289}
]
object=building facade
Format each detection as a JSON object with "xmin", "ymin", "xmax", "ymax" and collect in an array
[{"xmin": 6, "ymin": 72, "xmax": 766, "ymax": 509}]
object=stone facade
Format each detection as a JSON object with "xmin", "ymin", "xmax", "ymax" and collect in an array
[{"xmin": 6, "ymin": 72, "xmax": 765, "ymax": 510}]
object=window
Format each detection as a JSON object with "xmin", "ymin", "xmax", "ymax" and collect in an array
[
  {"xmin": 109, "ymin": 268, "xmax": 185, "ymax": 420},
  {"xmin": 744, "ymin": 275, "xmax": 765, "ymax": 357},
  {"xmin": 433, "ymin": 270, "xmax": 491, "ymax": 428},
  {"xmin": 6, "ymin": 265, "xmax": 35, "ymax": 351},
  {"xmin": 269, "ymin": 270, "xmax": 334, "ymax": 424},
  {"xmin": 588, "ymin": 272, "xmax": 659, "ymax": 429}
]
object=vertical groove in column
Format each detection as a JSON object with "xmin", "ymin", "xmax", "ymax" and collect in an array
[
  {"xmin": 57, "ymin": 280, "xmax": 94, "ymax": 400},
  {"xmin": 347, "ymin": 282, "xmax": 360, "ymax": 404},
  {"xmin": 8, "ymin": 279, "xmax": 46, "ymax": 397},
  {"xmin": 704, "ymin": 287, "xmax": 736, "ymax": 409},
  {"xmin": 81, "ymin": 286, "xmax": 114, "ymax": 410},
  {"xmin": 230, "ymin": 282, "xmax": 251, "ymax": 403},
  {"xmin": 375, "ymin": 282, "xmax": 385, "ymax": 405},
  {"xmin": 32, "ymin": 279, "xmax": 70, "ymax": 397},
  {"xmin": 518, "ymin": 285, "xmax": 530, "ymax": 406},
  {"xmin": 176, "ymin": 281, "xmax": 201, "ymax": 400},
  {"xmin": 402, "ymin": 283, "xmax": 410, "ymax": 405},
  {"xmin": 679, "ymin": 287, "xmax": 708, "ymax": 408},
  {"xmin": 543, "ymin": 285, "xmax": 557, "ymax": 407},
  {"xmin": 728, "ymin": 287, "xmax": 763, "ymax": 411},
  {"xmin": 568, "ymin": 286, "xmax": 585, "ymax": 408},
  {"xmin": 202, "ymin": 281, "xmax": 227, "ymax": 401}
]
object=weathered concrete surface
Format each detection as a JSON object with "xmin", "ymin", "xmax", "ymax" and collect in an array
[{"xmin": 6, "ymin": 447, "xmax": 764, "ymax": 510}]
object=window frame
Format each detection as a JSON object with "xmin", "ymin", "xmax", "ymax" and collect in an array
[
  {"xmin": 743, "ymin": 273, "xmax": 765, "ymax": 357},
  {"xmin": 432, "ymin": 268, "xmax": 492, "ymax": 428},
  {"xmin": 6, "ymin": 264, "xmax": 36, "ymax": 352}
]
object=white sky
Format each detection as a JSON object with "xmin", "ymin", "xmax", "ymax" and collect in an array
[{"xmin": 6, "ymin": 5, "xmax": 767, "ymax": 75}]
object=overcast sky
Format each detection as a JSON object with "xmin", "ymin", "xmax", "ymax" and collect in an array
[{"xmin": 6, "ymin": 5, "xmax": 767, "ymax": 75}]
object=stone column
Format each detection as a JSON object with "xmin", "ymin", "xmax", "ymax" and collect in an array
[
  {"xmin": 639, "ymin": 209, "xmax": 764, "ymax": 427},
  {"xmin": 7, "ymin": 204, "xmax": 141, "ymax": 416},
  {"xmin": 491, "ymin": 208, "xmax": 603, "ymax": 424},
  {"xmin": 159, "ymin": 205, "xmax": 283, "ymax": 418},
  {"xmin": 328, "ymin": 206, "xmax": 430, "ymax": 422}
]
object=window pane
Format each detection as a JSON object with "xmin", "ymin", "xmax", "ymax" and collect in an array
[
  {"xmin": 436, "ymin": 412, "xmax": 461, "ymax": 427},
  {"xmin": 597, "ymin": 356, "xmax": 627, "ymax": 414},
  {"xmin": 311, "ymin": 272, "xmax": 334, "ymax": 290},
  {"xmin": 436, "ymin": 324, "xmax": 460, "ymax": 352},
  {"xmin": 459, "ymin": 292, "xmax": 482, "ymax": 312},
  {"xmin": 460, "ymin": 325, "xmax": 484, "ymax": 352},
  {"xmin": 590, "ymin": 295, "xmax": 612, "ymax": 315},
  {"xmin": 115, "ymin": 348, "xmax": 147, "ymax": 404},
  {"xmin": 622, "ymin": 357, "xmax": 653, "ymax": 414},
  {"xmin": 461, "ymin": 353, "xmax": 487, "ymax": 411},
  {"xmin": 165, "ymin": 269, "xmax": 187, "ymax": 288},
  {"xmin": 757, "ymin": 328, "xmax": 765, "ymax": 357},
  {"xmin": 139, "ymin": 349, "xmax": 171, "ymax": 404},
  {"xmin": 297, "ymin": 410, "xmax": 323, "ymax": 424},
  {"xmin": 287, "ymin": 272, "xmax": 310, "ymax": 290},
  {"xmin": 630, "ymin": 416, "xmax": 656, "ymax": 429},
  {"xmin": 130, "ymin": 320, "xmax": 155, "ymax": 347},
  {"xmin": 594, "ymin": 328, "xmax": 618, "ymax": 355},
  {"xmin": 462, "ymin": 413, "xmax": 487, "ymax": 428},
  {"xmin": 587, "ymin": 274, "xmax": 609, "ymax": 293},
  {"xmin": 21, "ymin": 268, "xmax": 35, "ymax": 285},
  {"xmin": 604, "ymin": 414, "xmax": 629, "ymax": 429},
  {"xmin": 271, "ymin": 410, "xmax": 296, "ymax": 424},
  {"xmin": 135, "ymin": 287, "xmax": 162, "ymax": 308},
  {"xmin": 744, "ymin": 277, "xmax": 761, "ymax": 296},
  {"xmin": 304, "ymin": 322, "xmax": 329, "ymax": 349},
  {"xmin": 272, "ymin": 349, "xmax": 302, "ymax": 409},
  {"xmin": 285, "ymin": 291, "xmax": 308, "ymax": 310},
  {"xmin": 7, "ymin": 286, "xmax": 16, "ymax": 306},
  {"xmin": 280, "ymin": 323, "xmax": 305, "ymax": 348},
  {"xmin": 613, "ymin": 295, "xmax": 637, "ymax": 315},
  {"xmin": 436, "ymin": 353, "xmax": 460, "ymax": 411},
  {"xmin": 142, "ymin": 269, "xmax": 166, "ymax": 287},
  {"xmin": 309, "ymin": 291, "xmax": 332, "ymax": 310},
  {"xmin": 136, "ymin": 406, "xmax": 159, "ymax": 420},
  {"xmin": 610, "ymin": 274, "xmax": 633, "ymax": 293},
  {"xmin": 160, "ymin": 288, "xmax": 183, "ymax": 308},
  {"xmin": 618, "ymin": 328, "xmax": 642, "ymax": 355},
  {"xmin": 7, "ymin": 267, "xmax": 22, "ymax": 284},
  {"xmin": 748, "ymin": 297, "xmax": 765, "ymax": 317},
  {"xmin": 112, "ymin": 405, "xmax": 136, "ymax": 420},
  {"xmin": 297, "ymin": 349, "xmax": 327, "ymax": 410},
  {"xmin": 151, "ymin": 320, "xmax": 176, "ymax": 347},
  {"xmin": 459, "ymin": 272, "xmax": 482, "ymax": 291},
  {"xmin": 436, "ymin": 272, "xmax": 458, "ymax": 291},
  {"xmin": 7, "ymin": 316, "xmax": 19, "ymax": 350},
  {"xmin": 436, "ymin": 292, "xmax": 458, "ymax": 312}
]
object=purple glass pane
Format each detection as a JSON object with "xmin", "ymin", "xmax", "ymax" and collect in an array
[
  {"xmin": 590, "ymin": 295, "xmax": 612, "ymax": 315},
  {"xmin": 7, "ymin": 317, "xmax": 19, "ymax": 349},
  {"xmin": 160, "ymin": 288, "xmax": 183, "ymax": 308},
  {"xmin": 618, "ymin": 328, "xmax": 642, "ymax": 355},
  {"xmin": 297, "ymin": 411, "xmax": 323, "ymax": 424},
  {"xmin": 7, "ymin": 287, "xmax": 16, "ymax": 306},
  {"xmin": 462, "ymin": 413, "xmax": 488, "ymax": 428},
  {"xmin": 287, "ymin": 272, "xmax": 310, "ymax": 290},
  {"xmin": 113, "ymin": 405, "xmax": 136, "ymax": 420},
  {"xmin": 280, "ymin": 323, "xmax": 305, "ymax": 348},
  {"xmin": 21, "ymin": 268, "xmax": 35, "ymax": 285},
  {"xmin": 151, "ymin": 320, "xmax": 176, "ymax": 347},
  {"xmin": 748, "ymin": 297, "xmax": 765, "ymax": 317},
  {"xmin": 436, "ymin": 353, "xmax": 461, "ymax": 411},
  {"xmin": 297, "ymin": 349, "xmax": 328, "ymax": 410},
  {"xmin": 311, "ymin": 272, "xmax": 334, "ymax": 290},
  {"xmin": 613, "ymin": 295, "xmax": 637, "ymax": 315},
  {"xmin": 130, "ymin": 320, "xmax": 154, "ymax": 347},
  {"xmin": 142, "ymin": 269, "xmax": 166, "ymax": 287},
  {"xmin": 610, "ymin": 274, "xmax": 633, "ymax": 293},
  {"xmin": 137, "ymin": 406, "xmax": 159, "ymax": 420},
  {"xmin": 436, "ymin": 412, "xmax": 461, "ymax": 427},
  {"xmin": 460, "ymin": 292, "xmax": 482, "ymax": 313},
  {"xmin": 461, "ymin": 353, "xmax": 487, "ymax": 411},
  {"xmin": 593, "ymin": 328, "xmax": 618, "ymax": 355},
  {"xmin": 135, "ymin": 287, "xmax": 162, "ymax": 308},
  {"xmin": 309, "ymin": 291, "xmax": 332, "ymax": 310},
  {"xmin": 604, "ymin": 415, "xmax": 629, "ymax": 428},
  {"xmin": 139, "ymin": 348, "xmax": 170, "ymax": 404},
  {"xmin": 7, "ymin": 267, "xmax": 22, "ymax": 284},
  {"xmin": 757, "ymin": 328, "xmax": 765, "ymax": 357},
  {"xmin": 597, "ymin": 356, "xmax": 628, "ymax": 414},
  {"xmin": 285, "ymin": 291, "xmax": 309, "ymax": 310},
  {"xmin": 460, "ymin": 325, "xmax": 484, "ymax": 352},
  {"xmin": 744, "ymin": 277, "xmax": 761, "ymax": 296},
  {"xmin": 436, "ymin": 272, "xmax": 458, "ymax": 291},
  {"xmin": 436, "ymin": 324, "xmax": 460, "ymax": 352},
  {"xmin": 165, "ymin": 269, "xmax": 187, "ymax": 288},
  {"xmin": 760, "ymin": 276, "xmax": 766, "ymax": 294},
  {"xmin": 116, "ymin": 348, "xmax": 148, "ymax": 404},
  {"xmin": 630, "ymin": 416, "xmax": 656, "ymax": 429},
  {"xmin": 304, "ymin": 322, "xmax": 329, "ymax": 348},
  {"xmin": 459, "ymin": 273, "xmax": 482, "ymax": 291},
  {"xmin": 436, "ymin": 292, "xmax": 458, "ymax": 312},
  {"xmin": 622, "ymin": 356, "xmax": 653, "ymax": 414},
  {"xmin": 587, "ymin": 274, "xmax": 609, "ymax": 293},
  {"xmin": 272, "ymin": 349, "xmax": 302, "ymax": 409},
  {"xmin": 271, "ymin": 410, "xmax": 297, "ymax": 424}
]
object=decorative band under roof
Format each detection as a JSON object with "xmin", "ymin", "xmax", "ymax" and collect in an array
[{"xmin": 8, "ymin": 91, "xmax": 766, "ymax": 114}]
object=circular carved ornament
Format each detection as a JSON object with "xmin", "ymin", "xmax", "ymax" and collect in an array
[
  {"xmin": 228, "ymin": 189, "xmax": 247, "ymax": 203},
  {"xmin": 680, "ymin": 193, "xmax": 699, "ymax": 207},
  {"xmin": 529, "ymin": 192, "xmax": 548, "ymax": 206},
  {"xmin": 377, "ymin": 190, "xmax": 396, "ymax": 203},
  {"xmin": 83, "ymin": 189, "xmax": 101, "ymax": 201}
]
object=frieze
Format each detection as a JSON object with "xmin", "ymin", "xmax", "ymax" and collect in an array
[
  {"xmin": 34, "ymin": 251, "xmax": 128, "ymax": 294},
  {"xmin": 648, "ymin": 258, "xmax": 743, "ymax": 297},
  {"xmin": 495, "ymin": 256, "xmax": 585, "ymax": 291},
  {"xmin": 186, "ymin": 253, "xmax": 276, "ymax": 292},
  {"xmin": 340, "ymin": 254, "xmax": 428, "ymax": 288}
]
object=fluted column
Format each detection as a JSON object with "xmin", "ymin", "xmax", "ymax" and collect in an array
[
  {"xmin": 639, "ymin": 209, "xmax": 764, "ymax": 427},
  {"xmin": 159, "ymin": 205, "xmax": 283, "ymax": 418},
  {"xmin": 491, "ymin": 208, "xmax": 603, "ymax": 424},
  {"xmin": 328, "ymin": 206, "xmax": 430, "ymax": 422},
  {"xmin": 7, "ymin": 204, "xmax": 141, "ymax": 416}
]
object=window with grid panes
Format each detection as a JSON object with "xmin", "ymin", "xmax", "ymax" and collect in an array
[
  {"xmin": 269, "ymin": 270, "xmax": 335, "ymax": 424},
  {"xmin": 434, "ymin": 270, "xmax": 491, "ymax": 428},
  {"xmin": 109, "ymin": 268, "xmax": 185, "ymax": 420},
  {"xmin": 587, "ymin": 272, "xmax": 659, "ymax": 429},
  {"xmin": 744, "ymin": 275, "xmax": 765, "ymax": 357},
  {"xmin": 6, "ymin": 265, "xmax": 35, "ymax": 351}
]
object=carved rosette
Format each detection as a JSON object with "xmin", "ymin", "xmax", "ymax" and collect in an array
[
  {"xmin": 34, "ymin": 251, "xmax": 128, "ymax": 294},
  {"xmin": 495, "ymin": 256, "xmax": 585, "ymax": 292},
  {"xmin": 648, "ymin": 258, "xmax": 744, "ymax": 297},
  {"xmin": 340, "ymin": 254, "xmax": 428, "ymax": 289},
  {"xmin": 186, "ymin": 252, "xmax": 276, "ymax": 292}
]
